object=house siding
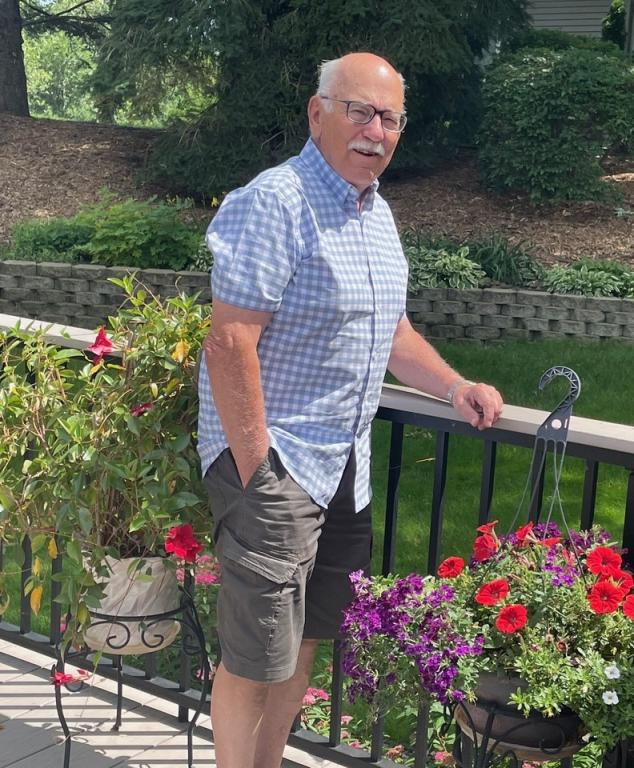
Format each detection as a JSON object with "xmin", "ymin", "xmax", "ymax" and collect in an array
[{"xmin": 529, "ymin": 0, "xmax": 612, "ymax": 37}]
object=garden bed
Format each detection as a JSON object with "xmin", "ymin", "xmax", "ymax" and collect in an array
[{"xmin": 1, "ymin": 114, "xmax": 633, "ymax": 266}]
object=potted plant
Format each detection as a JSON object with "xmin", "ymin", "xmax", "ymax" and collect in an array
[
  {"xmin": 0, "ymin": 276, "xmax": 211, "ymax": 654},
  {"xmin": 342, "ymin": 521, "xmax": 634, "ymax": 761}
]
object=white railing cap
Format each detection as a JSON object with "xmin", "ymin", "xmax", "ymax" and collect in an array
[
  {"xmin": 0, "ymin": 314, "xmax": 122, "ymax": 356},
  {"xmin": 380, "ymin": 383, "xmax": 634, "ymax": 457}
]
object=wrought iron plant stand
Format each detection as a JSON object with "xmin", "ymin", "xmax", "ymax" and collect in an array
[{"xmin": 52, "ymin": 587, "xmax": 211, "ymax": 768}]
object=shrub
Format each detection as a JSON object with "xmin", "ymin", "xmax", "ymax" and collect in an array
[
  {"xmin": 504, "ymin": 28, "xmax": 622, "ymax": 56},
  {"xmin": 8, "ymin": 217, "xmax": 95, "ymax": 263},
  {"xmin": 543, "ymin": 263, "xmax": 633, "ymax": 297},
  {"xmin": 602, "ymin": 0, "xmax": 626, "ymax": 49},
  {"xmin": 479, "ymin": 49, "xmax": 634, "ymax": 203},
  {"xmin": 467, "ymin": 235, "xmax": 544, "ymax": 286},
  {"xmin": 402, "ymin": 234, "xmax": 486, "ymax": 292},
  {"xmin": 84, "ymin": 197, "xmax": 201, "ymax": 271},
  {"xmin": 5, "ymin": 196, "xmax": 204, "ymax": 270}
]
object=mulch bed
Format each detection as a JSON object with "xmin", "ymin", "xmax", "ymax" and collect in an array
[{"xmin": 1, "ymin": 114, "xmax": 633, "ymax": 267}]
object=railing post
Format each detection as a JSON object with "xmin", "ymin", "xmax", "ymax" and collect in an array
[
  {"xmin": 428, "ymin": 432, "xmax": 449, "ymax": 574},
  {"xmin": 622, "ymin": 470, "xmax": 634, "ymax": 570},
  {"xmin": 20, "ymin": 536, "xmax": 32, "ymax": 636},
  {"xmin": 178, "ymin": 569, "xmax": 195, "ymax": 723},
  {"xmin": 478, "ymin": 441, "xmax": 497, "ymax": 525},
  {"xmin": 528, "ymin": 443, "xmax": 546, "ymax": 523},
  {"xmin": 49, "ymin": 536, "xmax": 62, "ymax": 646},
  {"xmin": 328, "ymin": 640, "xmax": 344, "ymax": 746},
  {"xmin": 580, "ymin": 460, "xmax": 599, "ymax": 530},
  {"xmin": 382, "ymin": 422, "xmax": 404, "ymax": 575}
]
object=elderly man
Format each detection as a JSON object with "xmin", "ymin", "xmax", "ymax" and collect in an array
[{"xmin": 198, "ymin": 52, "xmax": 503, "ymax": 768}]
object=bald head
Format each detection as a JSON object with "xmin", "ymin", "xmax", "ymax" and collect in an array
[
  {"xmin": 308, "ymin": 51, "xmax": 406, "ymax": 192},
  {"xmin": 317, "ymin": 53, "xmax": 406, "ymax": 104}
]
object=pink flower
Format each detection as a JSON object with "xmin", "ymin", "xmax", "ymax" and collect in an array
[
  {"xmin": 86, "ymin": 327, "xmax": 114, "ymax": 363},
  {"xmin": 434, "ymin": 751, "xmax": 456, "ymax": 766},
  {"xmin": 340, "ymin": 714, "xmax": 353, "ymax": 725},
  {"xmin": 348, "ymin": 740, "xmax": 362, "ymax": 749},
  {"xmin": 164, "ymin": 524, "xmax": 203, "ymax": 563},
  {"xmin": 302, "ymin": 692, "xmax": 316, "ymax": 706},
  {"xmin": 306, "ymin": 687, "xmax": 329, "ymax": 701},
  {"xmin": 340, "ymin": 730, "xmax": 350, "ymax": 739}
]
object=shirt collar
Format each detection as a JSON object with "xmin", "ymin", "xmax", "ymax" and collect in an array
[{"xmin": 299, "ymin": 139, "xmax": 379, "ymax": 211}]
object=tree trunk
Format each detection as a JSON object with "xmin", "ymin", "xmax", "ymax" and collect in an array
[{"xmin": 0, "ymin": 0, "xmax": 30, "ymax": 116}]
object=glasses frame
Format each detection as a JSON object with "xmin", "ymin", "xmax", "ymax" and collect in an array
[{"xmin": 319, "ymin": 96, "xmax": 407, "ymax": 133}]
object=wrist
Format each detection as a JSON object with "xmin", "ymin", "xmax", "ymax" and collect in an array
[{"xmin": 447, "ymin": 379, "xmax": 476, "ymax": 406}]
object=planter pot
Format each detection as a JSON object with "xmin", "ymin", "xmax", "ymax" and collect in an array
[
  {"xmin": 84, "ymin": 556, "xmax": 181, "ymax": 655},
  {"xmin": 455, "ymin": 672, "xmax": 584, "ymax": 762}
]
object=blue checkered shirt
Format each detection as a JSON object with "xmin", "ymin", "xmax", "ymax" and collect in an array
[{"xmin": 197, "ymin": 139, "xmax": 408, "ymax": 510}]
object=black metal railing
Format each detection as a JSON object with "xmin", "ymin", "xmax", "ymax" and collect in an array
[{"xmin": 2, "ymin": 319, "xmax": 634, "ymax": 767}]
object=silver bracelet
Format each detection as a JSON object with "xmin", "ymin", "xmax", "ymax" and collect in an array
[{"xmin": 447, "ymin": 379, "xmax": 476, "ymax": 406}]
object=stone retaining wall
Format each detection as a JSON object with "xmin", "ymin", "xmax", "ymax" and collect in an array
[{"xmin": 1, "ymin": 261, "xmax": 633, "ymax": 343}]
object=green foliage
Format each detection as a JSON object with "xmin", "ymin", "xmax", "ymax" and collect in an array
[
  {"xmin": 93, "ymin": 0, "xmax": 529, "ymax": 198},
  {"xmin": 479, "ymin": 49, "xmax": 634, "ymax": 204},
  {"xmin": 0, "ymin": 280, "xmax": 210, "ymax": 641},
  {"xmin": 466, "ymin": 234, "xmax": 544, "ymax": 286},
  {"xmin": 505, "ymin": 27, "xmax": 622, "ymax": 56},
  {"xmin": 22, "ymin": 30, "xmax": 97, "ymax": 121},
  {"xmin": 544, "ymin": 260, "xmax": 634, "ymax": 297},
  {"xmin": 83, "ymin": 197, "xmax": 202, "ymax": 270},
  {"xmin": 401, "ymin": 232, "xmax": 542, "ymax": 289},
  {"xmin": 8, "ymin": 216, "xmax": 95, "ymax": 263},
  {"xmin": 5, "ymin": 195, "xmax": 204, "ymax": 270},
  {"xmin": 402, "ymin": 235, "xmax": 486, "ymax": 292},
  {"xmin": 603, "ymin": 0, "xmax": 626, "ymax": 49}
]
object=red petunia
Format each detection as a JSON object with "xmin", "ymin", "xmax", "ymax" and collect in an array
[
  {"xmin": 86, "ymin": 327, "xmax": 114, "ymax": 363},
  {"xmin": 537, "ymin": 537, "xmax": 561, "ymax": 548},
  {"xmin": 623, "ymin": 595, "xmax": 634, "ymax": 620},
  {"xmin": 601, "ymin": 568, "xmax": 634, "ymax": 597},
  {"xmin": 586, "ymin": 546, "xmax": 622, "ymax": 576},
  {"xmin": 495, "ymin": 604, "xmax": 528, "ymax": 634},
  {"xmin": 473, "ymin": 533, "xmax": 498, "ymax": 562},
  {"xmin": 477, "ymin": 520, "xmax": 499, "ymax": 535},
  {"xmin": 130, "ymin": 401, "xmax": 153, "ymax": 417},
  {"xmin": 437, "ymin": 556, "xmax": 465, "ymax": 578},
  {"xmin": 165, "ymin": 523, "xmax": 203, "ymax": 563},
  {"xmin": 587, "ymin": 580, "xmax": 623, "ymax": 614},
  {"xmin": 475, "ymin": 579, "xmax": 510, "ymax": 606},
  {"xmin": 515, "ymin": 522, "xmax": 534, "ymax": 545}
]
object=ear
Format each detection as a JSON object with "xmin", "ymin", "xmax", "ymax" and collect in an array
[{"xmin": 307, "ymin": 95, "xmax": 322, "ymax": 141}]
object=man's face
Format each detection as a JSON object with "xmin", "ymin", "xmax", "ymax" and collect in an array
[{"xmin": 308, "ymin": 61, "xmax": 405, "ymax": 193}]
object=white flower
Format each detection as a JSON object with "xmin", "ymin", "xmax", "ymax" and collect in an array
[
  {"xmin": 602, "ymin": 690, "xmax": 619, "ymax": 705},
  {"xmin": 604, "ymin": 665, "xmax": 621, "ymax": 680}
]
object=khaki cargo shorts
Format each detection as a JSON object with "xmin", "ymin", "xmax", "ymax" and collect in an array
[{"xmin": 204, "ymin": 447, "xmax": 371, "ymax": 683}]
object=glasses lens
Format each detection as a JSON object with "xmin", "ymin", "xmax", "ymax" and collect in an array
[
  {"xmin": 346, "ymin": 102, "xmax": 375, "ymax": 124},
  {"xmin": 382, "ymin": 112, "xmax": 406, "ymax": 132}
]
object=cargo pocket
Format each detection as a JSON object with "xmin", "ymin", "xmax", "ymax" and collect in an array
[
  {"xmin": 220, "ymin": 527, "xmax": 298, "ymax": 583},
  {"xmin": 217, "ymin": 528, "xmax": 300, "ymax": 665}
]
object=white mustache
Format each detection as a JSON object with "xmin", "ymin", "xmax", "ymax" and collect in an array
[{"xmin": 348, "ymin": 140, "xmax": 385, "ymax": 157}]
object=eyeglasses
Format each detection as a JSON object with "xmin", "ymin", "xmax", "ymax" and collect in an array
[{"xmin": 319, "ymin": 96, "xmax": 407, "ymax": 133}]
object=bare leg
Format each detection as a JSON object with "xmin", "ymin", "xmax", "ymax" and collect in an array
[
  {"xmin": 211, "ymin": 661, "xmax": 269, "ymax": 768},
  {"xmin": 252, "ymin": 639, "xmax": 319, "ymax": 768}
]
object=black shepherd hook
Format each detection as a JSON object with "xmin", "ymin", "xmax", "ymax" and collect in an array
[{"xmin": 535, "ymin": 365, "xmax": 581, "ymax": 451}]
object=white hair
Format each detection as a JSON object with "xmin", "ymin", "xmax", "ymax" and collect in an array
[{"xmin": 316, "ymin": 56, "xmax": 406, "ymax": 108}]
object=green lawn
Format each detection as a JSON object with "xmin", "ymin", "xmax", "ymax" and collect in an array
[{"xmin": 370, "ymin": 339, "xmax": 634, "ymax": 575}]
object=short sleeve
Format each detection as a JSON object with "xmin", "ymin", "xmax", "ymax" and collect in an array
[{"xmin": 206, "ymin": 187, "xmax": 300, "ymax": 312}]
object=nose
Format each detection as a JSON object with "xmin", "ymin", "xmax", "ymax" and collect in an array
[{"xmin": 362, "ymin": 113, "xmax": 385, "ymax": 142}]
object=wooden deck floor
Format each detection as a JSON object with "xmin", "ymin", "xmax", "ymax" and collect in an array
[{"xmin": 0, "ymin": 640, "xmax": 337, "ymax": 768}]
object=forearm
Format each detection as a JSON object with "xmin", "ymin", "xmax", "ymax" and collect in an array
[
  {"xmin": 387, "ymin": 323, "xmax": 464, "ymax": 400},
  {"xmin": 204, "ymin": 332, "xmax": 269, "ymax": 486}
]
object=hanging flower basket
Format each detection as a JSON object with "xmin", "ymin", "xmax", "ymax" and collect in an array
[
  {"xmin": 455, "ymin": 672, "xmax": 584, "ymax": 762},
  {"xmin": 84, "ymin": 557, "xmax": 181, "ymax": 655}
]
